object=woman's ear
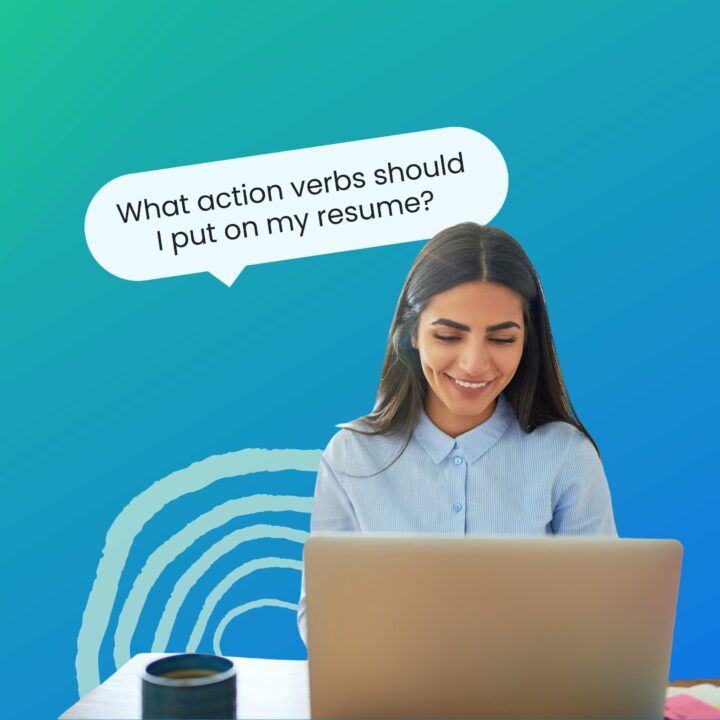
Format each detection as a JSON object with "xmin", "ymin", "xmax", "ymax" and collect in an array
[{"xmin": 411, "ymin": 335, "xmax": 418, "ymax": 349}]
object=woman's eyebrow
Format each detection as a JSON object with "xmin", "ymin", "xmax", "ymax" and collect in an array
[
  {"xmin": 431, "ymin": 318, "xmax": 470, "ymax": 331},
  {"xmin": 430, "ymin": 319, "xmax": 521, "ymax": 332},
  {"xmin": 486, "ymin": 321, "xmax": 521, "ymax": 332}
]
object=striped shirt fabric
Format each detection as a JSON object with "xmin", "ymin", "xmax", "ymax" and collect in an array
[{"xmin": 297, "ymin": 393, "xmax": 616, "ymax": 644}]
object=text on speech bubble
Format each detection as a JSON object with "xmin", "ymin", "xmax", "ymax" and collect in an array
[{"xmin": 85, "ymin": 127, "xmax": 508, "ymax": 286}]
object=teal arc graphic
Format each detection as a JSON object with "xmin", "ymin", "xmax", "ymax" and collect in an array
[
  {"xmin": 112, "ymin": 498, "xmax": 311, "ymax": 668},
  {"xmin": 76, "ymin": 448, "xmax": 321, "ymax": 697},
  {"xmin": 186, "ymin": 556, "xmax": 303, "ymax": 652},
  {"xmin": 151, "ymin": 524, "xmax": 308, "ymax": 653},
  {"xmin": 213, "ymin": 599, "xmax": 299, "ymax": 656}
]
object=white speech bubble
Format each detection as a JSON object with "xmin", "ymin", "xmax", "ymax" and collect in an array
[{"xmin": 85, "ymin": 128, "xmax": 508, "ymax": 286}]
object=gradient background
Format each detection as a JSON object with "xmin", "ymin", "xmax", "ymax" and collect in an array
[{"xmin": 1, "ymin": 1, "xmax": 719, "ymax": 717}]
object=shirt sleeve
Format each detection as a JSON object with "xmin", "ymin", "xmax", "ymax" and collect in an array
[
  {"xmin": 297, "ymin": 433, "xmax": 361, "ymax": 646},
  {"xmin": 551, "ymin": 430, "xmax": 617, "ymax": 536}
]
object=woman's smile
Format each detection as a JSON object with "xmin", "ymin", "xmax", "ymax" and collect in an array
[{"xmin": 446, "ymin": 373, "xmax": 495, "ymax": 394}]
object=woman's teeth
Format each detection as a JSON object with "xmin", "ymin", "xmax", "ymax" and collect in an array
[{"xmin": 452, "ymin": 378, "xmax": 489, "ymax": 388}]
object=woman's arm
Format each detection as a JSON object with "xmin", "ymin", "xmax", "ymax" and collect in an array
[
  {"xmin": 297, "ymin": 434, "xmax": 360, "ymax": 645},
  {"xmin": 551, "ymin": 430, "xmax": 617, "ymax": 536}
]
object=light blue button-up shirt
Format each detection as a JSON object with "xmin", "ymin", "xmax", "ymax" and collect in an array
[{"xmin": 297, "ymin": 394, "xmax": 616, "ymax": 643}]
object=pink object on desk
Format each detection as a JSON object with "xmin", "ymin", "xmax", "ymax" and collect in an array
[{"xmin": 665, "ymin": 693, "xmax": 720, "ymax": 719}]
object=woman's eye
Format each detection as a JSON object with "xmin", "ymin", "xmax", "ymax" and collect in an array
[
  {"xmin": 433, "ymin": 333, "xmax": 461, "ymax": 342},
  {"xmin": 489, "ymin": 337, "xmax": 517, "ymax": 345}
]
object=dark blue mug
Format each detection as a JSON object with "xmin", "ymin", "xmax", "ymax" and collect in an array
[{"xmin": 141, "ymin": 653, "xmax": 236, "ymax": 719}]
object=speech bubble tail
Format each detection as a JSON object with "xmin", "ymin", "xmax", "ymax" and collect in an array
[
  {"xmin": 208, "ymin": 264, "xmax": 244, "ymax": 287},
  {"xmin": 208, "ymin": 265, "xmax": 245, "ymax": 287}
]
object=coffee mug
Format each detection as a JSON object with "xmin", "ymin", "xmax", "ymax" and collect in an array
[{"xmin": 142, "ymin": 653, "xmax": 236, "ymax": 719}]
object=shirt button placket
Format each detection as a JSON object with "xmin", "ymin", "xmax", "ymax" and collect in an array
[{"xmin": 451, "ymin": 454, "xmax": 467, "ymax": 533}]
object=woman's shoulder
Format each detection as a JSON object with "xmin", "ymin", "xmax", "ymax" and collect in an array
[
  {"xmin": 517, "ymin": 420, "xmax": 604, "ymax": 488},
  {"xmin": 321, "ymin": 419, "xmax": 408, "ymax": 478},
  {"xmin": 530, "ymin": 419, "xmax": 586, "ymax": 441},
  {"xmin": 523, "ymin": 419, "xmax": 598, "ymax": 459}
]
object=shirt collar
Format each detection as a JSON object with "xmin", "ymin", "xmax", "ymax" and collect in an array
[{"xmin": 413, "ymin": 394, "xmax": 514, "ymax": 465}]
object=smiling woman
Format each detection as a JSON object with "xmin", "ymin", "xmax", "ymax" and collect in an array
[{"xmin": 296, "ymin": 222, "xmax": 617, "ymax": 645}]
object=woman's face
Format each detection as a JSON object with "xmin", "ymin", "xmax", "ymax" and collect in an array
[{"xmin": 412, "ymin": 281, "xmax": 525, "ymax": 437}]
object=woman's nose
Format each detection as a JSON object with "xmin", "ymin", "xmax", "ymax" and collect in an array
[{"xmin": 458, "ymin": 341, "xmax": 491, "ymax": 376}]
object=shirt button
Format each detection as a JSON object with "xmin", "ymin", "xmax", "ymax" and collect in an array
[
  {"xmin": 453, "ymin": 456, "xmax": 463, "ymax": 465},
  {"xmin": 452, "ymin": 503, "xmax": 463, "ymax": 513}
]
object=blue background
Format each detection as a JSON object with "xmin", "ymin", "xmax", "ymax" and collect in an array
[{"xmin": 1, "ymin": 2, "xmax": 718, "ymax": 718}]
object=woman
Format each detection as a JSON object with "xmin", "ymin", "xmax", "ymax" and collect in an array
[{"xmin": 297, "ymin": 222, "xmax": 616, "ymax": 644}]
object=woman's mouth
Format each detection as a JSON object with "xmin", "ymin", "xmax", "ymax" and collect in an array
[{"xmin": 446, "ymin": 373, "xmax": 494, "ymax": 395}]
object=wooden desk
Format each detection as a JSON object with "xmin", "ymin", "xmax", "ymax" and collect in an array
[
  {"xmin": 59, "ymin": 654, "xmax": 309, "ymax": 719},
  {"xmin": 59, "ymin": 653, "xmax": 720, "ymax": 720}
]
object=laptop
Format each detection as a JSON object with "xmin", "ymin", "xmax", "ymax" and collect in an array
[{"xmin": 304, "ymin": 535, "xmax": 682, "ymax": 719}]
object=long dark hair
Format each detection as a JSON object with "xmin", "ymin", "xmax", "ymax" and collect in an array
[{"xmin": 349, "ymin": 222, "xmax": 598, "ymax": 453}]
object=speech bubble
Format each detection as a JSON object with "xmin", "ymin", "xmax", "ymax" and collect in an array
[{"xmin": 85, "ymin": 127, "xmax": 508, "ymax": 286}]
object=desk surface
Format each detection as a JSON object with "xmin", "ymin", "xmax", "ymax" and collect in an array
[
  {"xmin": 59, "ymin": 653, "xmax": 720, "ymax": 720},
  {"xmin": 60, "ymin": 654, "xmax": 309, "ymax": 720}
]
